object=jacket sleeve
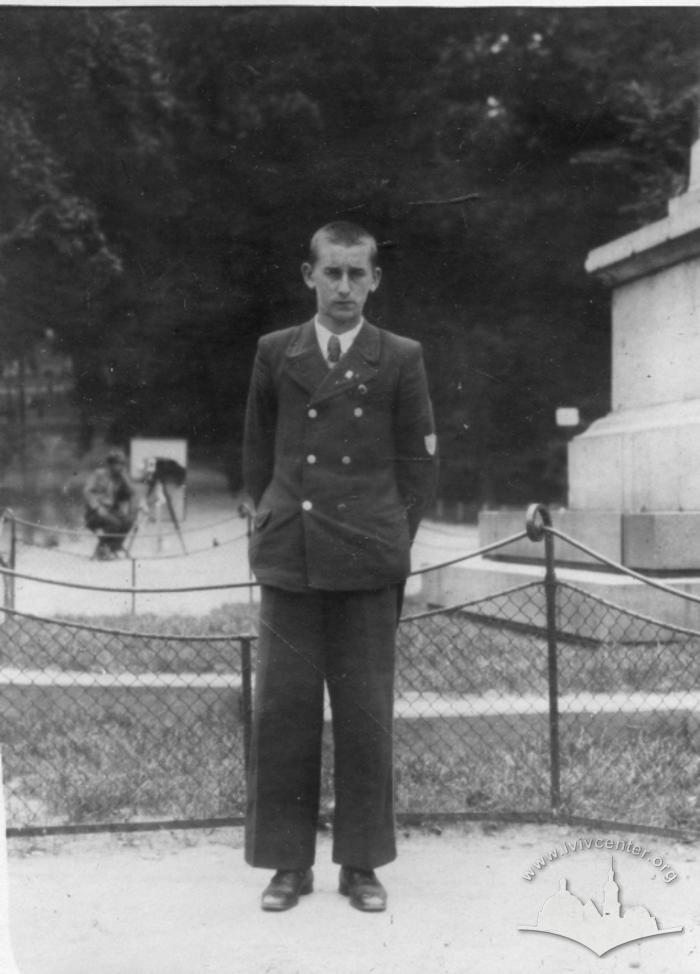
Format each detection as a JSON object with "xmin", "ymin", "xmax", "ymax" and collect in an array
[
  {"xmin": 393, "ymin": 341, "xmax": 439, "ymax": 540},
  {"xmin": 242, "ymin": 338, "xmax": 278, "ymax": 509}
]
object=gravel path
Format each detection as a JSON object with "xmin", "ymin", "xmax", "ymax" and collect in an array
[{"xmin": 7, "ymin": 823, "xmax": 700, "ymax": 974}]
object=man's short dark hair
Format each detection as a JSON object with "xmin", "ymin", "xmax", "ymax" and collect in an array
[{"xmin": 309, "ymin": 221, "xmax": 379, "ymax": 269}]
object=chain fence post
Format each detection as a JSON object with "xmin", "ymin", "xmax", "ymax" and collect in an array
[
  {"xmin": 0, "ymin": 510, "xmax": 6, "ymax": 612},
  {"xmin": 6, "ymin": 510, "xmax": 16, "ymax": 612},
  {"xmin": 131, "ymin": 558, "xmax": 137, "ymax": 616},
  {"xmin": 238, "ymin": 503, "xmax": 254, "ymax": 606},
  {"xmin": 240, "ymin": 635, "xmax": 253, "ymax": 774},
  {"xmin": 247, "ymin": 510, "xmax": 254, "ymax": 607},
  {"xmin": 526, "ymin": 503, "xmax": 560, "ymax": 815}
]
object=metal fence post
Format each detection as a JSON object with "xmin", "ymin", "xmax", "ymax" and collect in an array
[
  {"xmin": 240, "ymin": 635, "xmax": 253, "ymax": 774},
  {"xmin": 238, "ymin": 503, "xmax": 254, "ymax": 606},
  {"xmin": 247, "ymin": 510, "xmax": 254, "ymax": 607},
  {"xmin": 526, "ymin": 503, "xmax": 560, "ymax": 815},
  {"xmin": 0, "ymin": 510, "xmax": 6, "ymax": 611},
  {"xmin": 6, "ymin": 510, "xmax": 16, "ymax": 612}
]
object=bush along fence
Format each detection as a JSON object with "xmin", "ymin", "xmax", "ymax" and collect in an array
[{"xmin": 0, "ymin": 504, "xmax": 698, "ymax": 839}]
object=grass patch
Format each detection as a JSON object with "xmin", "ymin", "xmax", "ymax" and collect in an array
[
  {"xmin": 316, "ymin": 713, "xmax": 699, "ymax": 830},
  {"xmin": 4, "ymin": 600, "xmax": 699, "ymax": 695},
  {"xmin": 0, "ymin": 598, "xmax": 697, "ymax": 831},
  {"xmin": 2, "ymin": 685, "xmax": 245, "ymax": 826},
  {"xmin": 0, "ymin": 602, "xmax": 258, "ymax": 674},
  {"xmin": 397, "ymin": 611, "xmax": 700, "ymax": 696},
  {"xmin": 556, "ymin": 718, "xmax": 700, "ymax": 829}
]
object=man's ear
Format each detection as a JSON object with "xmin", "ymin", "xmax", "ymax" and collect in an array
[
  {"xmin": 370, "ymin": 266, "xmax": 382, "ymax": 292},
  {"xmin": 301, "ymin": 262, "xmax": 315, "ymax": 289}
]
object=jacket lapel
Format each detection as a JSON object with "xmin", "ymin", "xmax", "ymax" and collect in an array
[
  {"xmin": 283, "ymin": 319, "xmax": 328, "ymax": 396},
  {"xmin": 309, "ymin": 321, "xmax": 381, "ymax": 405},
  {"xmin": 284, "ymin": 319, "xmax": 382, "ymax": 404}
]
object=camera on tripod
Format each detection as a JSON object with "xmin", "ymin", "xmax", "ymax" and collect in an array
[
  {"xmin": 126, "ymin": 439, "xmax": 189, "ymax": 554},
  {"xmin": 143, "ymin": 457, "xmax": 187, "ymax": 491}
]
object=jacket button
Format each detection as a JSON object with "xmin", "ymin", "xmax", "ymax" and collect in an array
[
  {"xmin": 302, "ymin": 500, "xmax": 313, "ymax": 511},
  {"xmin": 307, "ymin": 454, "xmax": 317, "ymax": 464},
  {"xmin": 308, "ymin": 408, "xmax": 318, "ymax": 418},
  {"xmin": 341, "ymin": 455, "xmax": 351, "ymax": 465},
  {"xmin": 354, "ymin": 407, "xmax": 363, "ymax": 417}
]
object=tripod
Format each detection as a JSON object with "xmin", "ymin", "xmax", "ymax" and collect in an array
[{"xmin": 125, "ymin": 468, "xmax": 187, "ymax": 555}]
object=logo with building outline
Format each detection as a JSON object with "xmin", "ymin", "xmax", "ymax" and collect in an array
[{"xmin": 519, "ymin": 858, "xmax": 684, "ymax": 956}]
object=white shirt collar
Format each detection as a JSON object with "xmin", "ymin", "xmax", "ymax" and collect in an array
[{"xmin": 314, "ymin": 316, "xmax": 364, "ymax": 364}]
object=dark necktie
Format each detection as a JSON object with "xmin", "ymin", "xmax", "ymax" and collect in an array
[{"xmin": 327, "ymin": 334, "xmax": 341, "ymax": 365}]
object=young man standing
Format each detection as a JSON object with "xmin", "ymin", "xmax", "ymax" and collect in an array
[{"xmin": 243, "ymin": 221, "xmax": 438, "ymax": 912}]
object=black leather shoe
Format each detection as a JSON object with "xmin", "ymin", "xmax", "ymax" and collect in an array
[
  {"xmin": 261, "ymin": 869, "xmax": 313, "ymax": 911},
  {"xmin": 338, "ymin": 866, "xmax": 387, "ymax": 912}
]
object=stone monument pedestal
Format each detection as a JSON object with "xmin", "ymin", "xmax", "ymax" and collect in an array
[
  {"xmin": 429, "ymin": 142, "xmax": 700, "ymax": 627},
  {"xmin": 478, "ymin": 140, "xmax": 700, "ymax": 574}
]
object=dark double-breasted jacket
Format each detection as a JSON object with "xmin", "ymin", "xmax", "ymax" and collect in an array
[{"xmin": 242, "ymin": 318, "xmax": 438, "ymax": 592}]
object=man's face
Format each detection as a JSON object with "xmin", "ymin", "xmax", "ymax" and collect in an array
[{"xmin": 302, "ymin": 237, "xmax": 381, "ymax": 333}]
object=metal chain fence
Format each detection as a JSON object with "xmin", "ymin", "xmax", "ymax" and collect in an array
[
  {"xmin": 0, "ymin": 505, "xmax": 698, "ymax": 839},
  {"xmin": 554, "ymin": 582, "xmax": 700, "ymax": 831},
  {"xmin": 394, "ymin": 583, "xmax": 553, "ymax": 820},
  {"xmin": 0, "ymin": 608, "xmax": 255, "ymax": 830}
]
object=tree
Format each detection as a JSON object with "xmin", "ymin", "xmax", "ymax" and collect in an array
[
  {"xmin": 2, "ymin": 6, "xmax": 697, "ymax": 501},
  {"xmin": 0, "ymin": 8, "xmax": 174, "ymax": 446}
]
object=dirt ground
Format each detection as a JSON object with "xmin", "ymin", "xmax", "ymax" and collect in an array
[{"xmin": 6, "ymin": 822, "xmax": 700, "ymax": 974}]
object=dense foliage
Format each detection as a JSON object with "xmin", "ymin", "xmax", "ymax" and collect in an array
[{"xmin": 1, "ymin": 7, "xmax": 698, "ymax": 504}]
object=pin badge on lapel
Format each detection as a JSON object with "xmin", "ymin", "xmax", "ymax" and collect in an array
[{"xmin": 357, "ymin": 384, "xmax": 368, "ymax": 396}]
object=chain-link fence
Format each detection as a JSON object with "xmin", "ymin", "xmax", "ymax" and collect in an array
[
  {"xmin": 553, "ymin": 581, "xmax": 700, "ymax": 831},
  {"xmin": 0, "ymin": 505, "xmax": 699, "ymax": 838},
  {"xmin": 393, "ymin": 580, "xmax": 700, "ymax": 835},
  {"xmin": 0, "ymin": 608, "xmax": 255, "ymax": 829}
]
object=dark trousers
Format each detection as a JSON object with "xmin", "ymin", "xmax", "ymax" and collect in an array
[
  {"xmin": 85, "ymin": 509, "xmax": 134, "ymax": 552},
  {"xmin": 245, "ymin": 584, "xmax": 399, "ymax": 871}
]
